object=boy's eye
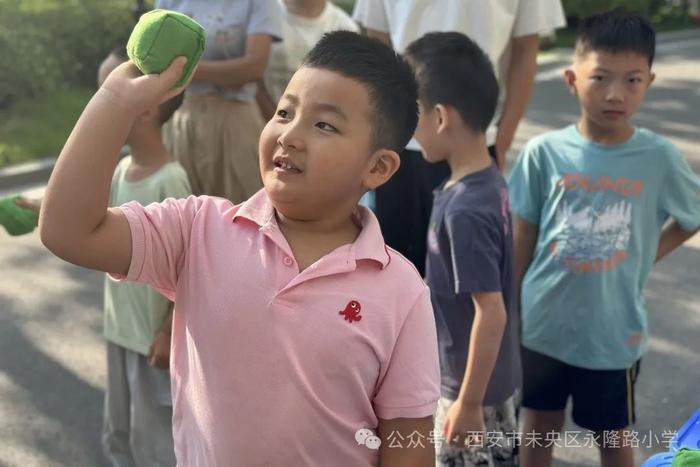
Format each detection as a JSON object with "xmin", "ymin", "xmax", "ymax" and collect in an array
[
  {"xmin": 628, "ymin": 77, "xmax": 643, "ymax": 84},
  {"xmin": 276, "ymin": 109, "xmax": 290, "ymax": 119},
  {"xmin": 315, "ymin": 122, "xmax": 338, "ymax": 132},
  {"xmin": 591, "ymin": 75, "xmax": 604, "ymax": 82}
]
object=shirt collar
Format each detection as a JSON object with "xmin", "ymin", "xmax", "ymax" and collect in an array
[
  {"xmin": 232, "ymin": 189, "xmax": 276, "ymax": 228},
  {"xmin": 233, "ymin": 189, "xmax": 391, "ymax": 269}
]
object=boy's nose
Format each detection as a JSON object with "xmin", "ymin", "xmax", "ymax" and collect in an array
[
  {"xmin": 605, "ymin": 84, "xmax": 624, "ymax": 103},
  {"xmin": 277, "ymin": 125, "xmax": 305, "ymax": 151}
]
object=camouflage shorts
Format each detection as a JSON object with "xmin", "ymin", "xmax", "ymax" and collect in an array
[{"xmin": 434, "ymin": 393, "xmax": 519, "ymax": 467}]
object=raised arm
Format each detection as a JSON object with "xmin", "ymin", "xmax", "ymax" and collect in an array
[
  {"xmin": 193, "ymin": 34, "xmax": 272, "ymax": 89},
  {"xmin": 40, "ymin": 58, "xmax": 188, "ymax": 275}
]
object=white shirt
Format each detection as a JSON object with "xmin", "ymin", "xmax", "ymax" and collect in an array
[
  {"xmin": 264, "ymin": 0, "xmax": 359, "ymax": 102},
  {"xmin": 353, "ymin": 0, "xmax": 566, "ymax": 148}
]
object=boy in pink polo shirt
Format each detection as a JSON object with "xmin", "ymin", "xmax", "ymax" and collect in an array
[{"xmin": 40, "ymin": 31, "xmax": 440, "ymax": 466}]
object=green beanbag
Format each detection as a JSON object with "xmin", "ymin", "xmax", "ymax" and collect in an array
[
  {"xmin": 127, "ymin": 9, "xmax": 205, "ymax": 87},
  {"xmin": 0, "ymin": 195, "xmax": 38, "ymax": 236},
  {"xmin": 673, "ymin": 448, "xmax": 700, "ymax": 466}
]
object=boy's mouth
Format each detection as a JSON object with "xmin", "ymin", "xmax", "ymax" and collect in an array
[
  {"xmin": 273, "ymin": 156, "xmax": 302, "ymax": 174},
  {"xmin": 602, "ymin": 109, "xmax": 626, "ymax": 118}
]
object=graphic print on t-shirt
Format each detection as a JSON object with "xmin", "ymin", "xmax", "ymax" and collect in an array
[
  {"xmin": 550, "ymin": 173, "xmax": 643, "ymax": 273},
  {"xmin": 339, "ymin": 300, "xmax": 362, "ymax": 323}
]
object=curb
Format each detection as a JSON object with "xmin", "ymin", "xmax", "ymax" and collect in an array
[
  {"xmin": 0, "ymin": 157, "xmax": 55, "ymax": 191},
  {"xmin": 0, "ymin": 28, "xmax": 698, "ymax": 191}
]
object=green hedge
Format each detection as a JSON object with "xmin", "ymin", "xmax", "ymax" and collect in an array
[
  {"xmin": 0, "ymin": 0, "xmax": 141, "ymax": 108},
  {"xmin": 560, "ymin": 0, "xmax": 692, "ymax": 25},
  {"xmin": 332, "ymin": 0, "xmax": 355, "ymax": 15}
]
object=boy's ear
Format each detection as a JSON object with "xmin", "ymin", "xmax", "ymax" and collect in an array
[
  {"xmin": 363, "ymin": 149, "xmax": 401, "ymax": 190},
  {"xmin": 434, "ymin": 104, "xmax": 450, "ymax": 133},
  {"xmin": 648, "ymin": 72, "xmax": 656, "ymax": 88},
  {"xmin": 564, "ymin": 68, "xmax": 577, "ymax": 95}
]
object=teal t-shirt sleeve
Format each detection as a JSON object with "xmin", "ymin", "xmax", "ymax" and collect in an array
[
  {"xmin": 660, "ymin": 146, "xmax": 700, "ymax": 231},
  {"xmin": 508, "ymin": 145, "xmax": 545, "ymax": 225}
]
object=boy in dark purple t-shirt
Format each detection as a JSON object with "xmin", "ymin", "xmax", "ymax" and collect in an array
[{"xmin": 405, "ymin": 32, "xmax": 521, "ymax": 467}]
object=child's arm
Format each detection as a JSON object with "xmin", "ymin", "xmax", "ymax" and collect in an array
[
  {"xmin": 513, "ymin": 215, "xmax": 539, "ymax": 307},
  {"xmin": 39, "ymin": 58, "xmax": 188, "ymax": 275},
  {"xmin": 15, "ymin": 196, "xmax": 42, "ymax": 215},
  {"xmin": 656, "ymin": 221, "xmax": 700, "ymax": 263},
  {"xmin": 656, "ymin": 146, "xmax": 700, "ymax": 262},
  {"xmin": 441, "ymin": 292, "xmax": 506, "ymax": 446},
  {"xmin": 378, "ymin": 416, "xmax": 434, "ymax": 467}
]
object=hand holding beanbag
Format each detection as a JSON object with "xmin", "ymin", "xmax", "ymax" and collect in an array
[{"xmin": 127, "ymin": 9, "xmax": 205, "ymax": 87}]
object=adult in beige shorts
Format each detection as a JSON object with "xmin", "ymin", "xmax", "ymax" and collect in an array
[{"xmin": 156, "ymin": 0, "xmax": 283, "ymax": 202}]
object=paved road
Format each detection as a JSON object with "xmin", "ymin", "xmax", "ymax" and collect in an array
[{"xmin": 1, "ymin": 32, "xmax": 699, "ymax": 467}]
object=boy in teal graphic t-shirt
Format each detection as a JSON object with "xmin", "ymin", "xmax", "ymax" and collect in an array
[{"xmin": 509, "ymin": 11, "xmax": 700, "ymax": 467}]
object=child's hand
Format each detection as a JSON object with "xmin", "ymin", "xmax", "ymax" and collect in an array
[
  {"xmin": 442, "ymin": 399, "xmax": 486, "ymax": 447},
  {"xmin": 98, "ymin": 56, "xmax": 191, "ymax": 117},
  {"xmin": 148, "ymin": 329, "xmax": 171, "ymax": 370},
  {"xmin": 15, "ymin": 196, "xmax": 42, "ymax": 215}
]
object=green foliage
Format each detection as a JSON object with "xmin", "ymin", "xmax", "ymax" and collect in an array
[
  {"xmin": 332, "ymin": 0, "xmax": 355, "ymax": 15},
  {"xmin": 0, "ymin": 0, "xmax": 140, "ymax": 108},
  {"xmin": 0, "ymin": 86, "xmax": 93, "ymax": 168},
  {"xmin": 562, "ymin": 0, "xmax": 656, "ymax": 19}
]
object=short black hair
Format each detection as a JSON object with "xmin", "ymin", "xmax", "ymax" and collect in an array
[
  {"xmin": 158, "ymin": 91, "xmax": 184, "ymax": 126},
  {"xmin": 575, "ymin": 10, "xmax": 656, "ymax": 66},
  {"xmin": 404, "ymin": 32, "xmax": 498, "ymax": 133},
  {"xmin": 302, "ymin": 31, "xmax": 418, "ymax": 153}
]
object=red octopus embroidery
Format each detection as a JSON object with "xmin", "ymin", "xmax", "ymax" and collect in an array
[{"xmin": 339, "ymin": 300, "xmax": 362, "ymax": 323}]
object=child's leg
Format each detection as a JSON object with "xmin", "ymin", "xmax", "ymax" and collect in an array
[
  {"xmin": 519, "ymin": 347, "xmax": 570, "ymax": 467},
  {"xmin": 598, "ymin": 430, "xmax": 634, "ymax": 467},
  {"xmin": 519, "ymin": 408, "xmax": 565, "ymax": 467},
  {"xmin": 102, "ymin": 342, "xmax": 136, "ymax": 467},
  {"xmin": 124, "ymin": 348, "xmax": 176, "ymax": 466},
  {"xmin": 570, "ymin": 362, "xmax": 641, "ymax": 467}
]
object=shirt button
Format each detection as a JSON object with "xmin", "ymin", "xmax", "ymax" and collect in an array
[{"xmin": 283, "ymin": 256, "xmax": 294, "ymax": 266}]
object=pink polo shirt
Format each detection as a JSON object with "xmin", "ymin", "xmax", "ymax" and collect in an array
[{"xmin": 116, "ymin": 189, "xmax": 440, "ymax": 466}]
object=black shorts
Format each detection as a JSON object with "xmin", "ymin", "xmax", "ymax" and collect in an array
[{"xmin": 521, "ymin": 346, "xmax": 641, "ymax": 431}]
